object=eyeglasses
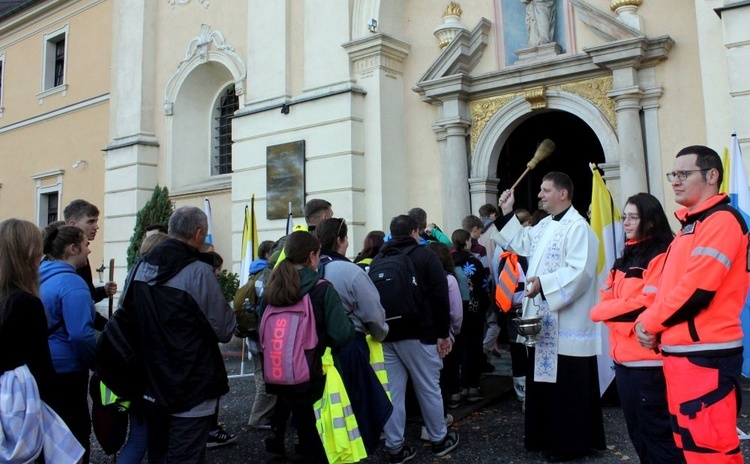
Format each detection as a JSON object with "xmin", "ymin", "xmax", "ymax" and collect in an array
[
  {"xmin": 620, "ymin": 214, "xmax": 640, "ymax": 223},
  {"xmin": 336, "ymin": 218, "xmax": 346, "ymax": 238},
  {"xmin": 665, "ymin": 169, "xmax": 709, "ymax": 182}
]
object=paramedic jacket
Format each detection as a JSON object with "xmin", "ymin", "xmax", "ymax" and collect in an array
[
  {"xmin": 637, "ymin": 194, "xmax": 748, "ymax": 355},
  {"xmin": 129, "ymin": 238, "xmax": 236, "ymax": 413}
]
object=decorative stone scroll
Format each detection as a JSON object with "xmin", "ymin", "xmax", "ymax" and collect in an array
[{"xmin": 168, "ymin": 0, "xmax": 211, "ymax": 8}]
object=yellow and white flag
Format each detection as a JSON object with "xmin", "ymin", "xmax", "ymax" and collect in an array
[
  {"xmin": 240, "ymin": 195, "xmax": 259, "ymax": 287},
  {"xmin": 589, "ymin": 164, "xmax": 624, "ymax": 284},
  {"xmin": 589, "ymin": 163, "xmax": 624, "ymax": 396}
]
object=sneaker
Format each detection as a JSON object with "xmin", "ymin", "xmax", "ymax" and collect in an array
[
  {"xmin": 206, "ymin": 424, "xmax": 237, "ymax": 448},
  {"xmin": 431, "ymin": 430, "xmax": 459, "ymax": 457},
  {"xmin": 447, "ymin": 393, "xmax": 464, "ymax": 409},
  {"xmin": 420, "ymin": 414, "xmax": 455, "ymax": 441},
  {"xmin": 264, "ymin": 436, "xmax": 285, "ymax": 456},
  {"xmin": 466, "ymin": 387, "xmax": 484, "ymax": 402},
  {"xmin": 388, "ymin": 445, "xmax": 416, "ymax": 464}
]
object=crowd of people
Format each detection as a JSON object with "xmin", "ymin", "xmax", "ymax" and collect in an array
[{"xmin": 0, "ymin": 144, "xmax": 747, "ymax": 464}]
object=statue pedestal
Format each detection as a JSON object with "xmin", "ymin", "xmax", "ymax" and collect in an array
[{"xmin": 515, "ymin": 42, "xmax": 562, "ymax": 64}]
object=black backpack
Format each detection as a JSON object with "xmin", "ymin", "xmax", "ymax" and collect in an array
[{"xmin": 368, "ymin": 245, "xmax": 421, "ymax": 322}]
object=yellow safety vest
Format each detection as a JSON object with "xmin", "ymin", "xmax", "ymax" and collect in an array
[
  {"xmin": 365, "ymin": 335, "xmax": 391, "ymax": 401},
  {"xmin": 100, "ymin": 381, "xmax": 130, "ymax": 411},
  {"xmin": 313, "ymin": 348, "xmax": 367, "ymax": 463}
]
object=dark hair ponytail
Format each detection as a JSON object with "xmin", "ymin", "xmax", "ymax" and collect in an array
[
  {"xmin": 264, "ymin": 232, "xmax": 320, "ymax": 306},
  {"xmin": 43, "ymin": 223, "xmax": 85, "ymax": 260}
]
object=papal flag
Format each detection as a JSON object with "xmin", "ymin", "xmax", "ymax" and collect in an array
[
  {"xmin": 589, "ymin": 163, "xmax": 624, "ymax": 395},
  {"xmin": 240, "ymin": 195, "xmax": 259, "ymax": 287},
  {"xmin": 204, "ymin": 198, "xmax": 214, "ymax": 246},
  {"xmin": 720, "ymin": 134, "xmax": 750, "ymax": 377}
]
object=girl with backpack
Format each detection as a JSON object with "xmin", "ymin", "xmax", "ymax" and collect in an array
[
  {"xmin": 314, "ymin": 218, "xmax": 392, "ymax": 453},
  {"xmin": 261, "ymin": 231, "xmax": 354, "ymax": 462}
]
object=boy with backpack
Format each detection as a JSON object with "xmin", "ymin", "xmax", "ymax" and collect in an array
[{"xmin": 370, "ymin": 215, "xmax": 459, "ymax": 464}]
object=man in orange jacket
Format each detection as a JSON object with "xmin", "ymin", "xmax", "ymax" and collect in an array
[{"xmin": 636, "ymin": 145, "xmax": 748, "ymax": 464}]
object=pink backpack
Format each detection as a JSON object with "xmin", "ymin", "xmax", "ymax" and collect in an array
[{"xmin": 259, "ymin": 286, "xmax": 322, "ymax": 386}]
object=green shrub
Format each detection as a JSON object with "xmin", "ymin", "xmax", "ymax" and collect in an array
[
  {"xmin": 217, "ymin": 269, "xmax": 239, "ymax": 302},
  {"xmin": 126, "ymin": 186, "xmax": 174, "ymax": 270}
]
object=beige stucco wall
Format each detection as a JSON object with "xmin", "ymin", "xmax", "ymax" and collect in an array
[{"xmin": 0, "ymin": 0, "xmax": 111, "ymax": 268}]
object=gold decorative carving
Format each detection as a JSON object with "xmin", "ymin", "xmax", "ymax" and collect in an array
[
  {"xmin": 610, "ymin": 0, "xmax": 642, "ymax": 12},
  {"xmin": 549, "ymin": 76, "xmax": 616, "ymax": 128},
  {"xmin": 469, "ymin": 92, "xmax": 519, "ymax": 153},
  {"xmin": 524, "ymin": 86, "xmax": 547, "ymax": 110},
  {"xmin": 444, "ymin": 2, "xmax": 463, "ymax": 18},
  {"xmin": 468, "ymin": 75, "xmax": 615, "ymax": 154}
]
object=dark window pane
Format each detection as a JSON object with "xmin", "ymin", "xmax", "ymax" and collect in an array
[
  {"xmin": 213, "ymin": 86, "xmax": 238, "ymax": 175},
  {"xmin": 46, "ymin": 192, "xmax": 58, "ymax": 225},
  {"xmin": 54, "ymin": 39, "xmax": 65, "ymax": 87}
]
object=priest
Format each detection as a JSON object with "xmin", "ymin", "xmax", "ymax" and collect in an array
[{"xmin": 492, "ymin": 171, "xmax": 605, "ymax": 462}]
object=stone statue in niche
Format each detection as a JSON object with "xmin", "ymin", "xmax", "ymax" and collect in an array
[{"xmin": 522, "ymin": 0, "xmax": 555, "ymax": 47}]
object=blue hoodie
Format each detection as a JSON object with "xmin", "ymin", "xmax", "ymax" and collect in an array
[{"xmin": 39, "ymin": 261, "xmax": 96, "ymax": 373}]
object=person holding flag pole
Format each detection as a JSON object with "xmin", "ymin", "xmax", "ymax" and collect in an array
[{"xmin": 590, "ymin": 190, "xmax": 681, "ymax": 464}]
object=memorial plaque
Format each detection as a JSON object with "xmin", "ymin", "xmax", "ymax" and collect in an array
[{"xmin": 266, "ymin": 140, "xmax": 305, "ymax": 220}]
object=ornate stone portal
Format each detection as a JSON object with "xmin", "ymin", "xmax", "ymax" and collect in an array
[{"xmin": 469, "ymin": 76, "xmax": 616, "ymax": 154}]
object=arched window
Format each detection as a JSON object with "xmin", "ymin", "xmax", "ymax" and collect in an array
[{"xmin": 212, "ymin": 85, "xmax": 239, "ymax": 175}]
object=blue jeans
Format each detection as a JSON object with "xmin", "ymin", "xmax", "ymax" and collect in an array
[{"xmin": 116, "ymin": 413, "xmax": 148, "ymax": 464}]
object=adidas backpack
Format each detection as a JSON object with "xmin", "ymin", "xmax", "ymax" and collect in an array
[
  {"xmin": 259, "ymin": 281, "xmax": 324, "ymax": 386},
  {"xmin": 368, "ymin": 245, "xmax": 421, "ymax": 322}
]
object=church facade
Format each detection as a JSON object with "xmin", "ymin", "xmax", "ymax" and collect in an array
[{"xmin": 1, "ymin": 0, "xmax": 749, "ymax": 284}]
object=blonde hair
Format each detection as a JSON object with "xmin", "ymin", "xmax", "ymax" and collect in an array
[
  {"xmin": 140, "ymin": 232, "xmax": 168, "ymax": 256},
  {"xmin": 0, "ymin": 219, "xmax": 44, "ymax": 311}
]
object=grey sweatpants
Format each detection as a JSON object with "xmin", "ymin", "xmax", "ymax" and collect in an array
[{"xmin": 383, "ymin": 339, "xmax": 446, "ymax": 451}]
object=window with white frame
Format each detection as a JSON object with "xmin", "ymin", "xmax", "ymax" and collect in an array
[
  {"xmin": 211, "ymin": 85, "xmax": 238, "ymax": 175},
  {"xmin": 41, "ymin": 26, "xmax": 68, "ymax": 93},
  {"xmin": 32, "ymin": 170, "xmax": 63, "ymax": 227}
]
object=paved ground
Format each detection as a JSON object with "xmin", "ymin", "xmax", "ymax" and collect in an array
[{"xmin": 90, "ymin": 342, "xmax": 750, "ymax": 463}]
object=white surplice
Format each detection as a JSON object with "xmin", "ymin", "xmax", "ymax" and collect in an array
[{"xmin": 492, "ymin": 207, "xmax": 601, "ymax": 382}]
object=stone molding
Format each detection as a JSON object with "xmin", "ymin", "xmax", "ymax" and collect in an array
[
  {"xmin": 167, "ymin": 0, "xmax": 210, "ymax": 8},
  {"xmin": 163, "ymin": 24, "xmax": 247, "ymax": 115},
  {"xmin": 416, "ymin": 17, "xmax": 491, "ymax": 83},
  {"xmin": 343, "ymin": 33, "xmax": 410, "ymax": 80}
]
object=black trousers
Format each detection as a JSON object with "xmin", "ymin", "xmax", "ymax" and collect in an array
[
  {"xmin": 45, "ymin": 370, "xmax": 90, "ymax": 464},
  {"xmin": 146, "ymin": 406, "xmax": 213, "ymax": 464},
  {"xmin": 615, "ymin": 364, "xmax": 684, "ymax": 464}
]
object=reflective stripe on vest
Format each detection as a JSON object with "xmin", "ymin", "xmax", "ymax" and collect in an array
[
  {"xmin": 366, "ymin": 335, "xmax": 391, "ymax": 401},
  {"xmin": 314, "ymin": 348, "xmax": 367, "ymax": 463},
  {"xmin": 100, "ymin": 381, "xmax": 131, "ymax": 411},
  {"xmin": 495, "ymin": 251, "xmax": 520, "ymax": 312}
]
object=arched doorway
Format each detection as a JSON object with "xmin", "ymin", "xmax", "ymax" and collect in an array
[{"xmin": 495, "ymin": 111, "xmax": 605, "ymax": 216}]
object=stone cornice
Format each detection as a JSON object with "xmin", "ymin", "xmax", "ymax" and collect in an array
[
  {"xmin": 585, "ymin": 35, "xmax": 673, "ymax": 71},
  {"xmin": 570, "ymin": 0, "xmax": 642, "ymax": 41},
  {"xmin": 416, "ymin": 18, "xmax": 491, "ymax": 84},
  {"xmin": 342, "ymin": 33, "xmax": 410, "ymax": 78}
]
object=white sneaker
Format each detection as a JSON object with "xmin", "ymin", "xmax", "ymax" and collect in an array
[
  {"xmin": 421, "ymin": 414, "xmax": 454, "ymax": 441},
  {"xmin": 513, "ymin": 376, "xmax": 526, "ymax": 401}
]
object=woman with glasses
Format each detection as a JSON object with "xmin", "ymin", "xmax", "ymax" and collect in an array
[
  {"xmin": 590, "ymin": 193, "xmax": 683, "ymax": 463},
  {"xmin": 313, "ymin": 218, "xmax": 392, "ymax": 454}
]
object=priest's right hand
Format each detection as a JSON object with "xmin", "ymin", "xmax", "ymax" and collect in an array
[{"xmin": 498, "ymin": 189, "xmax": 515, "ymax": 215}]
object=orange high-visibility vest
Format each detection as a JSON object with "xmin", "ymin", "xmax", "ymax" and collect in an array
[{"xmin": 495, "ymin": 251, "xmax": 520, "ymax": 312}]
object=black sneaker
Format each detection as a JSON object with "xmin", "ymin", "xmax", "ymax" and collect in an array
[
  {"xmin": 206, "ymin": 424, "xmax": 237, "ymax": 448},
  {"xmin": 431, "ymin": 430, "xmax": 459, "ymax": 457},
  {"xmin": 264, "ymin": 436, "xmax": 286, "ymax": 456},
  {"xmin": 388, "ymin": 445, "xmax": 416, "ymax": 464}
]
